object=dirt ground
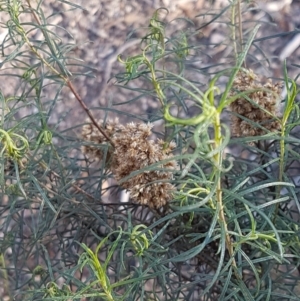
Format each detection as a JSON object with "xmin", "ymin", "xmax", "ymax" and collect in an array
[
  {"xmin": 1, "ymin": 0, "xmax": 299, "ymax": 130},
  {"xmin": 52, "ymin": 0, "xmax": 300, "ymax": 126},
  {"xmin": 53, "ymin": 0, "xmax": 299, "ymax": 125}
]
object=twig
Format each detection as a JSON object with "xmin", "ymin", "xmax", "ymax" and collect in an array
[
  {"xmin": 36, "ymin": 158, "xmax": 96, "ymax": 201},
  {"xmin": 25, "ymin": 0, "xmax": 115, "ymax": 147}
]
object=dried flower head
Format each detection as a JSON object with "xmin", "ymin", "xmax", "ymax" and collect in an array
[
  {"xmin": 81, "ymin": 118, "xmax": 119, "ymax": 163},
  {"xmin": 81, "ymin": 119, "xmax": 177, "ymax": 208},
  {"xmin": 229, "ymin": 69, "xmax": 282, "ymax": 138}
]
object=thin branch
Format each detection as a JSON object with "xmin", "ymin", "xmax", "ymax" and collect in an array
[{"xmin": 25, "ymin": 0, "xmax": 115, "ymax": 147}]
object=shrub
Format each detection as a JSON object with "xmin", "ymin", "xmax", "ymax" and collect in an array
[{"xmin": 0, "ymin": 1, "xmax": 300, "ymax": 300}]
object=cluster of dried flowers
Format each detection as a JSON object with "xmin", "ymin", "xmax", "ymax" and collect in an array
[
  {"xmin": 81, "ymin": 119, "xmax": 177, "ymax": 208},
  {"xmin": 229, "ymin": 69, "xmax": 282, "ymax": 138}
]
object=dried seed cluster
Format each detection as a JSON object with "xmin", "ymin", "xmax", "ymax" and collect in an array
[
  {"xmin": 81, "ymin": 118, "xmax": 118, "ymax": 163},
  {"xmin": 82, "ymin": 119, "xmax": 177, "ymax": 208},
  {"xmin": 229, "ymin": 69, "xmax": 282, "ymax": 138}
]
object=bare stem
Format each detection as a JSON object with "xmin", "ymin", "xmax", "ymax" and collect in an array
[
  {"xmin": 0, "ymin": 254, "xmax": 13, "ymax": 301},
  {"xmin": 237, "ymin": 0, "xmax": 243, "ymax": 53},
  {"xmin": 230, "ymin": 3, "xmax": 238, "ymax": 60},
  {"xmin": 214, "ymin": 112, "xmax": 241, "ymax": 281},
  {"xmin": 25, "ymin": 0, "xmax": 115, "ymax": 147}
]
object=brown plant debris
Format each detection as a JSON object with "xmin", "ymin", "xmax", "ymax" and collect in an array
[
  {"xmin": 82, "ymin": 119, "xmax": 177, "ymax": 208},
  {"xmin": 229, "ymin": 69, "xmax": 282, "ymax": 138}
]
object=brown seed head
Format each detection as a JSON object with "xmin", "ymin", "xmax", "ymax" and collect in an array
[
  {"xmin": 229, "ymin": 69, "xmax": 282, "ymax": 138},
  {"xmin": 82, "ymin": 119, "xmax": 177, "ymax": 208}
]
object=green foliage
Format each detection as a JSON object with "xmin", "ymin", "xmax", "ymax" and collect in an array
[{"xmin": 1, "ymin": 0, "xmax": 300, "ymax": 300}]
